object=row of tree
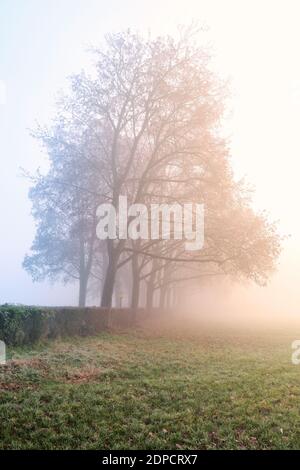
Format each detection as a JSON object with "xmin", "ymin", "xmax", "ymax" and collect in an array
[{"xmin": 23, "ymin": 28, "xmax": 281, "ymax": 309}]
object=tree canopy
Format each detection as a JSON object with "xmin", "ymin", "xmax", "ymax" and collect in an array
[{"xmin": 24, "ymin": 28, "xmax": 282, "ymax": 309}]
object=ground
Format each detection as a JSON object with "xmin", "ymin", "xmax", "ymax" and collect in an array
[{"xmin": 0, "ymin": 326, "xmax": 300, "ymax": 450}]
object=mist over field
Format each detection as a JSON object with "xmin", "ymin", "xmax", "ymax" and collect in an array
[{"xmin": 0, "ymin": 0, "xmax": 299, "ymax": 324}]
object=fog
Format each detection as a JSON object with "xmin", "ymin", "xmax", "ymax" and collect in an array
[{"xmin": 0, "ymin": 0, "xmax": 299, "ymax": 322}]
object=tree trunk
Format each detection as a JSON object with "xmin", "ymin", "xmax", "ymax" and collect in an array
[
  {"xmin": 165, "ymin": 287, "xmax": 172, "ymax": 309},
  {"xmin": 159, "ymin": 285, "xmax": 167, "ymax": 309},
  {"xmin": 146, "ymin": 276, "xmax": 155, "ymax": 310},
  {"xmin": 130, "ymin": 254, "xmax": 140, "ymax": 325},
  {"xmin": 78, "ymin": 232, "xmax": 87, "ymax": 307},
  {"xmin": 131, "ymin": 254, "xmax": 140, "ymax": 309},
  {"xmin": 101, "ymin": 258, "xmax": 117, "ymax": 307},
  {"xmin": 78, "ymin": 274, "xmax": 88, "ymax": 307},
  {"xmin": 131, "ymin": 279, "xmax": 140, "ymax": 309},
  {"xmin": 101, "ymin": 240, "xmax": 117, "ymax": 308},
  {"xmin": 146, "ymin": 258, "xmax": 159, "ymax": 310}
]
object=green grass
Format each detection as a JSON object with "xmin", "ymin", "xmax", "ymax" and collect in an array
[{"xmin": 1, "ymin": 326, "xmax": 300, "ymax": 449}]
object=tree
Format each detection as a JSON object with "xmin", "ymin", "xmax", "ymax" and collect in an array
[
  {"xmin": 25, "ymin": 27, "xmax": 282, "ymax": 311},
  {"xmin": 23, "ymin": 118, "xmax": 104, "ymax": 307},
  {"xmin": 62, "ymin": 28, "xmax": 233, "ymax": 307}
]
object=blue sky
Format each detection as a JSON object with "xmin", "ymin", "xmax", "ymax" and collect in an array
[{"xmin": 1, "ymin": 0, "xmax": 300, "ymax": 312}]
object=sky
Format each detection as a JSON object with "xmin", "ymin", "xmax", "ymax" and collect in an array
[{"xmin": 0, "ymin": 0, "xmax": 299, "ymax": 312}]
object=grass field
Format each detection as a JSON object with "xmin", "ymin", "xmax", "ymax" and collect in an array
[{"xmin": 1, "ymin": 326, "xmax": 300, "ymax": 450}]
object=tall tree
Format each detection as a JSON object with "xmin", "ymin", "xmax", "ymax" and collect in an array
[
  {"xmin": 25, "ymin": 27, "xmax": 282, "ymax": 310},
  {"xmin": 23, "ymin": 118, "xmax": 104, "ymax": 307}
]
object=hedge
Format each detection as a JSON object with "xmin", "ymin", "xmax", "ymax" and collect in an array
[{"xmin": 0, "ymin": 305, "xmax": 141, "ymax": 346}]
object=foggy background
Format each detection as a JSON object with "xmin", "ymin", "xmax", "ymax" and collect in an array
[{"xmin": 0, "ymin": 0, "xmax": 299, "ymax": 316}]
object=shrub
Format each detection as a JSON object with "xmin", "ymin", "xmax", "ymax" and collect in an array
[{"xmin": 0, "ymin": 305, "xmax": 141, "ymax": 346}]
